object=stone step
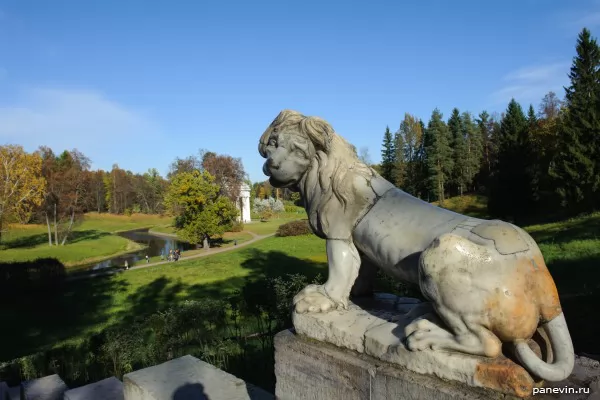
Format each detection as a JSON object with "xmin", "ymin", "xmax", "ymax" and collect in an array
[
  {"xmin": 123, "ymin": 355, "xmax": 273, "ymax": 400},
  {"xmin": 20, "ymin": 374, "xmax": 67, "ymax": 400},
  {"xmin": 64, "ymin": 377, "xmax": 123, "ymax": 400}
]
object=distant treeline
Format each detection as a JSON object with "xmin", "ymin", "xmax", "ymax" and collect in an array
[{"xmin": 375, "ymin": 28, "xmax": 600, "ymax": 224}]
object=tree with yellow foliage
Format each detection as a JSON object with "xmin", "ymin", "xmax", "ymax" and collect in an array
[{"xmin": 0, "ymin": 145, "xmax": 46, "ymax": 242}]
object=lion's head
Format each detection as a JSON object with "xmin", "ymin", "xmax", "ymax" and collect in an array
[{"xmin": 259, "ymin": 110, "xmax": 374, "ymax": 214}]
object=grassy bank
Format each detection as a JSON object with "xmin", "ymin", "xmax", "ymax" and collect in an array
[{"xmin": 0, "ymin": 213, "xmax": 172, "ymax": 267}]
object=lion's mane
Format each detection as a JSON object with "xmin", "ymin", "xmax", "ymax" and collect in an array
[{"xmin": 259, "ymin": 110, "xmax": 374, "ymax": 226}]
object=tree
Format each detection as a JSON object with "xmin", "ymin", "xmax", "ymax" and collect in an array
[
  {"xmin": 0, "ymin": 145, "xmax": 46, "ymax": 242},
  {"xmin": 380, "ymin": 126, "xmax": 396, "ymax": 182},
  {"xmin": 461, "ymin": 112, "xmax": 483, "ymax": 193},
  {"xmin": 358, "ymin": 146, "xmax": 372, "ymax": 165},
  {"xmin": 448, "ymin": 108, "xmax": 468, "ymax": 196},
  {"xmin": 167, "ymin": 155, "xmax": 201, "ymax": 180},
  {"xmin": 551, "ymin": 28, "xmax": 600, "ymax": 213},
  {"xmin": 488, "ymin": 99, "xmax": 534, "ymax": 223},
  {"xmin": 393, "ymin": 126, "xmax": 407, "ymax": 187},
  {"xmin": 36, "ymin": 147, "xmax": 91, "ymax": 245},
  {"xmin": 425, "ymin": 109, "xmax": 453, "ymax": 204},
  {"xmin": 165, "ymin": 170, "xmax": 238, "ymax": 249},
  {"xmin": 200, "ymin": 150, "xmax": 246, "ymax": 202},
  {"xmin": 539, "ymin": 91, "xmax": 562, "ymax": 120},
  {"xmin": 394, "ymin": 113, "xmax": 425, "ymax": 196}
]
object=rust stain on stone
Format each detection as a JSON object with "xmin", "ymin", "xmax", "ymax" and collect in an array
[{"xmin": 474, "ymin": 357, "xmax": 534, "ymax": 398}]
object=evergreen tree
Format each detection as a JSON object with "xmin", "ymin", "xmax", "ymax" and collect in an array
[
  {"xmin": 380, "ymin": 126, "xmax": 396, "ymax": 182},
  {"xmin": 551, "ymin": 28, "xmax": 600, "ymax": 212},
  {"xmin": 462, "ymin": 111, "xmax": 483, "ymax": 193},
  {"xmin": 447, "ymin": 108, "xmax": 468, "ymax": 196},
  {"xmin": 425, "ymin": 109, "xmax": 453, "ymax": 204},
  {"xmin": 488, "ymin": 99, "xmax": 533, "ymax": 223}
]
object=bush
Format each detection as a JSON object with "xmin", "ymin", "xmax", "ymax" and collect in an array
[
  {"xmin": 230, "ymin": 221, "xmax": 244, "ymax": 232},
  {"xmin": 276, "ymin": 220, "xmax": 312, "ymax": 237}
]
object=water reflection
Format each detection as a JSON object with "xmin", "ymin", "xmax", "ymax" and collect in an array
[{"xmin": 87, "ymin": 229, "xmax": 196, "ymax": 270}]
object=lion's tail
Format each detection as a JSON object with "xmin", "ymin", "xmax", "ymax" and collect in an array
[{"xmin": 513, "ymin": 312, "xmax": 574, "ymax": 381}]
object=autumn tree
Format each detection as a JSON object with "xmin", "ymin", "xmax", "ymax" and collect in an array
[
  {"xmin": 425, "ymin": 109, "xmax": 453, "ymax": 203},
  {"xmin": 167, "ymin": 155, "xmax": 201, "ymax": 179},
  {"xmin": 0, "ymin": 145, "xmax": 46, "ymax": 242},
  {"xmin": 393, "ymin": 113, "xmax": 425, "ymax": 196},
  {"xmin": 165, "ymin": 170, "xmax": 238, "ymax": 249},
  {"xmin": 200, "ymin": 150, "xmax": 246, "ymax": 202},
  {"xmin": 358, "ymin": 146, "xmax": 372, "ymax": 166},
  {"xmin": 36, "ymin": 147, "xmax": 91, "ymax": 245}
]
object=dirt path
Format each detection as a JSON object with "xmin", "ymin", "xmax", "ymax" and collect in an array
[{"xmin": 67, "ymin": 231, "xmax": 275, "ymax": 281}]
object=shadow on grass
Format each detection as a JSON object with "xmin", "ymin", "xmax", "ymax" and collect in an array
[
  {"xmin": 1, "ymin": 246, "xmax": 597, "ymax": 393},
  {"xmin": 2, "ymin": 230, "xmax": 111, "ymax": 249},
  {"xmin": 527, "ymin": 216, "xmax": 600, "ymax": 246}
]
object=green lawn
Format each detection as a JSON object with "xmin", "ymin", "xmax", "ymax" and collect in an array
[
  {"xmin": 0, "ymin": 234, "xmax": 327, "ymax": 361},
  {"xmin": 0, "ymin": 213, "xmax": 172, "ymax": 267},
  {"xmin": 1, "ymin": 198, "xmax": 598, "ymax": 363}
]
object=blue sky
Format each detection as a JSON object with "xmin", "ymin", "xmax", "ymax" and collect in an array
[{"xmin": 0, "ymin": 0, "xmax": 599, "ymax": 183}]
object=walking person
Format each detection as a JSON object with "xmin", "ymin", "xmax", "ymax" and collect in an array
[
  {"xmin": 145, "ymin": 254, "xmax": 150, "ymax": 263},
  {"xmin": 124, "ymin": 260, "xmax": 129, "ymax": 270}
]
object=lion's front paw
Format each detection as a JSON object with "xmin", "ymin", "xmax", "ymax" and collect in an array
[{"xmin": 293, "ymin": 284, "xmax": 343, "ymax": 314}]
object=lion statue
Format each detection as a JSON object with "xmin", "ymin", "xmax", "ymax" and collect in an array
[{"xmin": 258, "ymin": 109, "xmax": 575, "ymax": 382}]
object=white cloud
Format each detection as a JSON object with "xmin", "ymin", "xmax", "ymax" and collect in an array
[
  {"xmin": 573, "ymin": 11, "xmax": 600, "ymax": 29},
  {"xmin": 0, "ymin": 87, "xmax": 163, "ymax": 171},
  {"xmin": 489, "ymin": 62, "xmax": 570, "ymax": 106}
]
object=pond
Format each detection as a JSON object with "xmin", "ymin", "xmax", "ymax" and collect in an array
[{"xmin": 85, "ymin": 229, "xmax": 196, "ymax": 271}]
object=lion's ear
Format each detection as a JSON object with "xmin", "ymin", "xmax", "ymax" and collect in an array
[{"xmin": 300, "ymin": 116, "xmax": 334, "ymax": 153}]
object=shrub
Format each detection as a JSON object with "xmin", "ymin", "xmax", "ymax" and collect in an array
[
  {"xmin": 276, "ymin": 220, "xmax": 312, "ymax": 237},
  {"xmin": 230, "ymin": 221, "xmax": 244, "ymax": 232}
]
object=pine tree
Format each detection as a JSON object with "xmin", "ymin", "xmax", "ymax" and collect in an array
[
  {"xmin": 425, "ymin": 109, "xmax": 453, "ymax": 204},
  {"xmin": 447, "ymin": 108, "xmax": 467, "ymax": 196},
  {"xmin": 462, "ymin": 112, "xmax": 483, "ymax": 193},
  {"xmin": 380, "ymin": 126, "xmax": 396, "ymax": 182},
  {"xmin": 551, "ymin": 28, "xmax": 600, "ymax": 212},
  {"xmin": 488, "ymin": 99, "xmax": 532, "ymax": 222}
]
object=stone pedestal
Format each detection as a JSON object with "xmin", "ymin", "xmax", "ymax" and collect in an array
[
  {"xmin": 123, "ymin": 355, "xmax": 273, "ymax": 400},
  {"xmin": 20, "ymin": 374, "xmax": 67, "ymax": 400},
  {"xmin": 64, "ymin": 376, "xmax": 123, "ymax": 400},
  {"xmin": 275, "ymin": 329, "xmax": 600, "ymax": 400},
  {"xmin": 0, "ymin": 381, "xmax": 9, "ymax": 400}
]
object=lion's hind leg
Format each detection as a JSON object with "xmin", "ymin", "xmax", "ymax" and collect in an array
[
  {"xmin": 405, "ymin": 306, "xmax": 502, "ymax": 357},
  {"xmin": 405, "ymin": 233, "xmax": 502, "ymax": 358}
]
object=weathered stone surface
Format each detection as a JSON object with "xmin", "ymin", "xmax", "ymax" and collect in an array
[
  {"xmin": 293, "ymin": 293, "xmax": 537, "ymax": 397},
  {"xmin": 7, "ymin": 385, "xmax": 19, "ymax": 400},
  {"xmin": 21, "ymin": 374, "xmax": 67, "ymax": 400},
  {"xmin": 276, "ymin": 329, "xmax": 600, "ymax": 400},
  {"xmin": 0, "ymin": 381, "xmax": 9, "ymax": 400},
  {"xmin": 64, "ymin": 376, "xmax": 123, "ymax": 400},
  {"xmin": 123, "ymin": 354, "xmax": 273, "ymax": 400}
]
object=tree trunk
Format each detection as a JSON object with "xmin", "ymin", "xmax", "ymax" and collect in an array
[
  {"xmin": 61, "ymin": 208, "xmax": 76, "ymax": 245},
  {"xmin": 53, "ymin": 203, "xmax": 59, "ymax": 246},
  {"xmin": 45, "ymin": 212, "xmax": 53, "ymax": 246}
]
